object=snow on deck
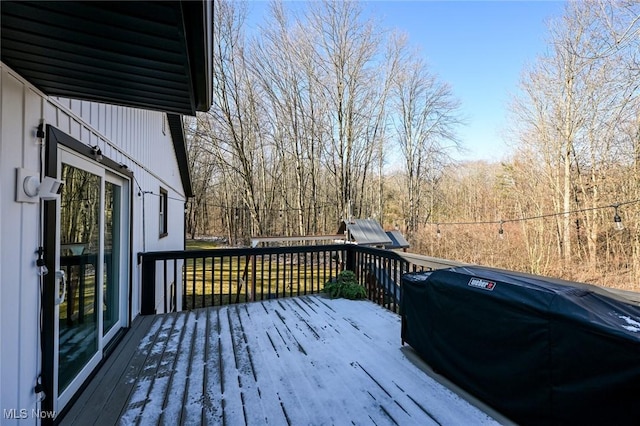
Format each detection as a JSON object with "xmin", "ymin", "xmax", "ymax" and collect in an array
[{"xmin": 64, "ymin": 295, "xmax": 501, "ymax": 425}]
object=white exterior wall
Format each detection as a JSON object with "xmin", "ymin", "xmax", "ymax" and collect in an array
[
  {"xmin": 50, "ymin": 97, "xmax": 188, "ymax": 315},
  {"xmin": 0, "ymin": 63, "xmax": 188, "ymax": 422}
]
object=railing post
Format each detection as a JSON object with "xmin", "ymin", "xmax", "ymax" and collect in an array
[
  {"xmin": 140, "ymin": 254, "xmax": 157, "ymax": 315},
  {"xmin": 251, "ymin": 254, "xmax": 256, "ymax": 302},
  {"xmin": 345, "ymin": 245, "xmax": 355, "ymax": 272}
]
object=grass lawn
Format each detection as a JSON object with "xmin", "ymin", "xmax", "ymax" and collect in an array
[
  {"xmin": 185, "ymin": 239, "xmax": 221, "ymax": 250},
  {"xmin": 179, "ymin": 240, "xmax": 339, "ymax": 309}
]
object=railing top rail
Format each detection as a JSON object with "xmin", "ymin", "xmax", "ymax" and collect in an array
[
  {"xmin": 251, "ymin": 235, "xmax": 346, "ymax": 246},
  {"xmin": 138, "ymin": 241, "xmax": 467, "ymax": 276},
  {"xmin": 138, "ymin": 243, "xmax": 352, "ymax": 261},
  {"xmin": 398, "ymin": 251, "xmax": 469, "ymax": 270},
  {"xmin": 350, "ymin": 245, "xmax": 409, "ymax": 263},
  {"xmin": 138, "ymin": 244, "xmax": 413, "ymax": 263}
]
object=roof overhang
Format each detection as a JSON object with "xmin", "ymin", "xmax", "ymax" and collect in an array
[
  {"xmin": 167, "ymin": 114, "xmax": 193, "ymax": 198},
  {"xmin": 1, "ymin": 1, "xmax": 212, "ymax": 115}
]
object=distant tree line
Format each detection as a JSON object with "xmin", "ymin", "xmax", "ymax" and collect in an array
[
  {"xmin": 425, "ymin": 1, "xmax": 640, "ymax": 291},
  {"xmin": 186, "ymin": 0, "xmax": 461, "ymax": 245},
  {"xmin": 187, "ymin": 0, "xmax": 640, "ymax": 292}
]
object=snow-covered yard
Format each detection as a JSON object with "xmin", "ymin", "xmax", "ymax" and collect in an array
[{"xmin": 62, "ymin": 296, "xmax": 502, "ymax": 425}]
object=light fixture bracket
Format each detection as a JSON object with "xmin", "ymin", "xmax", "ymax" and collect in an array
[{"xmin": 15, "ymin": 168, "xmax": 39, "ymax": 203}]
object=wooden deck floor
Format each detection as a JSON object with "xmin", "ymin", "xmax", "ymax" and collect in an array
[{"xmin": 61, "ymin": 295, "xmax": 501, "ymax": 425}]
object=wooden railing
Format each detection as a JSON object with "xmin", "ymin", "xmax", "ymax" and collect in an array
[{"xmin": 138, "ymin": 244, "xmax": 463, "ymax": 314}]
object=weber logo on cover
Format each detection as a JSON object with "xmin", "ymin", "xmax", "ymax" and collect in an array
[{"xmin": 468, "ymin": 277, "xmax": 496, "ymax": 291}]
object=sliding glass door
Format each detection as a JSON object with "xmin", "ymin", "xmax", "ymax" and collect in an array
[
  {"xmin": 58, "ymin": 161, "xmax": 101, "ymax": 394},
  {"xmin": 55, "ymin": 149, "xmax": 130, "ymax": 409}
]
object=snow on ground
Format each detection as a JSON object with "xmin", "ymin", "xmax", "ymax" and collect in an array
[{"xmin": 120, "ymin": 295, "xmax": 501, "ymax": 425}]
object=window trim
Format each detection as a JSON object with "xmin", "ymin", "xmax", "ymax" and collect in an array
[{"xmin": 159, "ymin": 187, "xmax": 168, "ymax": 238}]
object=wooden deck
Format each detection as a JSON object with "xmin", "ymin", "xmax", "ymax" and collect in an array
[{"xmin": 61, "ymin": 295, "xmax": 503, "ymax": 425}]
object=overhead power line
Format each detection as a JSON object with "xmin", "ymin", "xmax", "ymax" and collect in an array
[{"xmin": 428, "ymin": 198, "xmax": 640, "ymax": 227}]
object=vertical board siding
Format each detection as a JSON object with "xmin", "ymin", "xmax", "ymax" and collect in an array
[
  {"xmin": 70, "ymin": 119, "xmax": 81, "ymax": 140},
  {"xmin": 80, "ymin": 100, "xmax": 90, "ymax": 123},
  {"xmin": 105, "ymin": 105, "xmax": 112, "ymax": 141},
  {"xmin": 43, "ymin": 100, "xmax": 57, "ymax": 131},
  {"xmin": 0, "ymin": 67, "xmax": 3, "ymax": 417},
  {"xmin": 58, "ymin": 110, "xmax": 71, "ymax": 134},
  {"xmin": 21, "ymin": 86, "xmax": 44, "ymax": 419},
  {"xmin": 61, "ymin": 101, "xmax": 184, "ymax": 198},
  {"xmin": 0, "ymin": 68, "xmax": 44, "ymax": 421},
  {"xmin": 1, "ymin": 60, "xmax": 190, "ymax": 422},
  {"xmin": 98, "ymin": 104, "xmax": 106, "ymax": 136},
  {"xmin": 0, "ymin": 69, "xmax": 25, "ymax": 421}
]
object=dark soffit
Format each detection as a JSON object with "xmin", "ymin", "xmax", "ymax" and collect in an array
[
  {"xmin": 167, "ymin": 114, "xmax": 193, "ymax": 198},
  {"xmin": 1, "ymin": 1, "xmax": 212, "ymax": 115}
]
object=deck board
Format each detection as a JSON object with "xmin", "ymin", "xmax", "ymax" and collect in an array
[
  {"xmin": 61, "ymin": 314, "xmax": 155, "ymax": 425},
  {"xmin": 61, "ymin": 295, "xmax": 502, "ymax": 425}
]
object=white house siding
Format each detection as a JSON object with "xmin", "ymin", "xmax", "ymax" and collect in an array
[
  {"xmin": 0, "ymin": 63, "xmax": 188, "ymax": 423},
  {"xmin": 49, "ymin": 98, "xmax": 187, "ymax": 315},
  {"xmin": 1, "ymin": 65, "xmax": 45, "ymax": 426},
  {"xmin": 0, "ymin": 64, "xmax": 3, "ymax": 425}
]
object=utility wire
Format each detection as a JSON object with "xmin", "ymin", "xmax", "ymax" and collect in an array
[
  {"xmin": 185, "ymin": 199, "xmax": 344, "ymax": 212},
  {"xmin": 428, "ymin": 198, "xmax": 640, "ymax": 227},
  {"xmin": 181, "ymin": 192, "xmax": 640, "ymax": 226}
]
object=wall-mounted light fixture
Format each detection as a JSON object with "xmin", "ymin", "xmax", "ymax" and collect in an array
[
  {"xmin": 36, "ymin": 121, "xmax": 45, "ymax": 139},
  {"xmin": 15, "ymin": 168, "xmax": 64, "ymax": 203},
  {"xmin": 92, "ymin": 145, "xmax": 103, "ymax": 162}
]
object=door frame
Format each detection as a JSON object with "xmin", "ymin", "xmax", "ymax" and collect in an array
[
  {"xmin": 42, "ymin": 125, "xmax": 134, "ymax": 419},
  {"xmin": 102, "ymin": 171, "xmax": 130, "ymax": 344},
  {"xmin": 56, "ymin": 149, "xmax": 105, "ymax": 409}
]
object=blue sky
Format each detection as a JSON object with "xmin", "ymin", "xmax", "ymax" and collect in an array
[
  {"xmin": 245, "ymin": 1, "xmax": 566, "ymax": 163},
  {"xmin": 369, "ymin": 1, "xmax": 566, "ymax": 162}
]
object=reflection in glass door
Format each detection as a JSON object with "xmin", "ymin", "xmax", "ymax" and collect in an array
[
  {"xmin": 55, "ymin": 150, "xmax": 130, "ymax": 411},
  {"xmin": 103, "ymin": 180, "xmax": 121, "ymax": 335},
  {"xmin": 58, "ymin": 163, "xmax": 101, "ymax": 393}
]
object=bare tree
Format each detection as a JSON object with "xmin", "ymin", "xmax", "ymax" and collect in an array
[
  {"xmin": 391, "ymin": 54, "xmax": 462, "ymax": 239},
  {"xmin": 252, "ymin": 2, "xmax": 323, "ymax": 236},
  {"xmin": 304, "ymin": 0, "xmax": 389, "ymax": 219},
  {"xmin": 502, "ymin": 0, "xmax": 640, "ymax": 282}
]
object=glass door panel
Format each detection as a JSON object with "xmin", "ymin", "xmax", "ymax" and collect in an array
[
  {"xmin": 103, "ymin": 181, "xmax": 121, "ymax": 334},
  {"xmin": 58, "ymin": 163, "xmax": 101, "ymax": 394},
  {"xmin": 50, "ymin": 140, "xmax": 131, "ymax": 414}
]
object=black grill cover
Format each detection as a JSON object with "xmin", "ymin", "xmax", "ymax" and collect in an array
[{"xmin": 401, "ymin": 266, "xmax": 640, "ymax": 425}]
